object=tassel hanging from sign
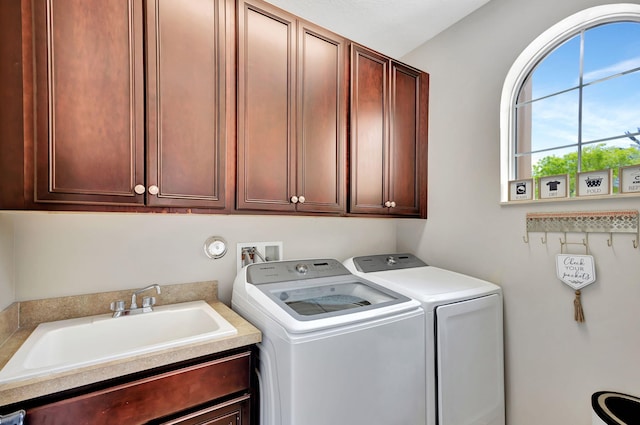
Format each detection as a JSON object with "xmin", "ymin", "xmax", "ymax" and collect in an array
[{"xmin": 573, "ymin": 290, "xmax": 585, "ymax": 323}]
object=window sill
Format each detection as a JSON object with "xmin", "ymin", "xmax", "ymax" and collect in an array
[{"xmin": 500, "ymin": 191, "xmax": 640, "ymax": 205}]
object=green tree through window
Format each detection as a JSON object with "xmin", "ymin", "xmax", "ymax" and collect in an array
[{"xmin": 532, "ymin": 143, "xmax": 640, "ymax": 195}]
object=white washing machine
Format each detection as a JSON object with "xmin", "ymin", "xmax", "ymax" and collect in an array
[
  {"xmin": 232, "ymin": 258, "xmax": 426, "ymax": 425},
  {"xmin": 344, "ymin": 254, "xmax": 505, "ymax": 425}
]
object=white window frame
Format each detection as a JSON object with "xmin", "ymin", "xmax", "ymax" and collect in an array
[{"xmin": 500, "ymin": 3, "xmax": 640, "ymax": 202}]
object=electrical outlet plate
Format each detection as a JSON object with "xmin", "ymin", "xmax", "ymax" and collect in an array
[{"xmin": 237, "ymin": 241, "xmax": 283, "ymax": 271}]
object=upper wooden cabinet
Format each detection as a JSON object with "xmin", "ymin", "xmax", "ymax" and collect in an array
[
  {"xmin": 236, "ymin": 0, "xmax": 347, "ymax": 213},
  {"xmin": 32, "ymin": 0, "xmax": 146, "ymax": 206},
  {"xmin": 0, "ymin": 0, "xmax": 427, "ymax": 218},
  {"xmin": 146, "ymin": 0, "xmax": 235, "ymax": 209},
  {"xmin": 349, "ymin": 44, "xmax": 429, "ymax": 218},
  {"xmin": 2, "ymin": 0, "xmax": 234, "ymax": 210}
]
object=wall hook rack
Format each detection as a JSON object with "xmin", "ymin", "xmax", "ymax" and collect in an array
[{"xmin": 523, "ymin": 210, "xmax": 639, "ymax": 250}]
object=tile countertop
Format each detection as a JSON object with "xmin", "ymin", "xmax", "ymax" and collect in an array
[{"xmin": 0, "ymin": 281, "xmax": 261, "ymax": 407}]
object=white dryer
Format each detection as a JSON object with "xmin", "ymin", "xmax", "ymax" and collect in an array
[
  {"xmin": 344, "ymin": 254, "xmax": 505, "ymax": 425},
  {"xmin": 232, "ymin": 259, "xmax": 426, "ymax": 425}
]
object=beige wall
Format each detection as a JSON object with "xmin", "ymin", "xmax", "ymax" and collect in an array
[
  {"xmin": 0, "ymin": 215, "xmax": 14, "ymax": 311},
  {"xmin": 399, "ymin": 0, "xmax": 640, "ymax": 423},
  {"xmin": 3, "ymin": 212, "xmax": 396, "ymax": 305}
]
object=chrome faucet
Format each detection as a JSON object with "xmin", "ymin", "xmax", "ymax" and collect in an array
[
  {"xmin": 131, "ymin": 284, "xmax": 161, "ymax": 309},
  {"xmin": 110, "ymin": 284, "xmax": 161, "ymax": 318}
]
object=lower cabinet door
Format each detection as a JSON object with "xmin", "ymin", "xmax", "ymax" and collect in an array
[
  {"xmin": 25, "ymin": 352, "xmax": 251, "ymax": 425},
  {"xmin": 158, "ymin": 395, "xmax": 250, "ymax": 425}
]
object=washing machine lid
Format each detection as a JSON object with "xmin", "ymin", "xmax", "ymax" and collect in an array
[
  {"xmin": 346, "ymin": 254, "xmax": 501, "ymax": 309},
  {"xmin": 256, "ymin": 276, "xmax": 409, "ymax": 321},
  {"xmin": 239, "ymin": 259, "xmax": 419, "ymax": 330}
]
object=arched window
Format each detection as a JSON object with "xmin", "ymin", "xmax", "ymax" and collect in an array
[{"xmin": 500, "ymin": 4, "xmax": 640, "ymax": 202}]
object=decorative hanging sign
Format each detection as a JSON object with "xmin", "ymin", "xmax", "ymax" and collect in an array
[
  {"xmin": 556, "ymin": 254, "xmax": 596, "ymax": 323},
  {"xmin": 556, "ymin": 254, "xmax": 596, "ymax": 289}
]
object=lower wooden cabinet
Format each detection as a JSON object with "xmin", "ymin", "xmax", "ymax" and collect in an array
[
  {"xmin": 18, "ymin": 350, "xmax": 253, "ymax": 425},
  {"xmin": 157, "ymin": 395, "xmax": 249, "ymax": 425}
]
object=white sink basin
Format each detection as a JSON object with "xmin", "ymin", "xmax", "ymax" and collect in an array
[{"xmin": 0, "ymin": 301, "xmax": 237, "ymax": 384}]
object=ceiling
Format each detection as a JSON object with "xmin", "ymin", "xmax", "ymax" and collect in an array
[{"xmin": 264, "ymin": 0, "xmax": 492, "ymax": 58}]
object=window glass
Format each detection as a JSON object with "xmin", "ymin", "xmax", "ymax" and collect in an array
[
  {"xmin": 524, "ymin": 35, "xmax": 581, "ymax": 100},
  {"xmin": 582, "ymin": 70, "xmax": 640, "ymax": 142},
  {"xmin": 512, "ymin": 20, "xmax": 640, "ymax": 196},
  {"xmin": 583, "ymin": 22, "xmax": 640, "ymax": 83},
  {"xmin": 529, "ymin": 90, "xmax": 580, "ymax": 152}
]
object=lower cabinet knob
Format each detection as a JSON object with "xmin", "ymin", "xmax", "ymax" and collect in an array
[
  {"xmin": 390, "ymin": 201, "xmax": 397, "ymax": 208},
  {"xmin": 134, "ymin": 184, "xmax": 146, "ymax": 195},
  {"xmin": 298, "ymin": 195, "xmax": 305, "ymax": 204},
  {"xmin": 384, "ymin": 201, "xmax": 392, "ymax": 207},
  {"xmin": 291, "ymin": 196, "xmax": 299, "ymax": 204},
  {"xmin": 148, "ymin": 185, "xmax": 160, "ymax": 195}
]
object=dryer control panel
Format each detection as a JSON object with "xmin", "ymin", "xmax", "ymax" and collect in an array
[
  {"xmin": 247, "ymin": 259, "xmax": 351, "ymax": 285},
  {"xmin": 352, "ymin": 253, "xmax": 427, "ymax": 273}
]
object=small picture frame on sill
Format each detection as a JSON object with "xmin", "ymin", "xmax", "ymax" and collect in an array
[
  {"xmin": 508, "ymin": 178, "xmax": 534, "ymax": 201},
  {"xmin": 619, "ymin": 165, "xmax": 640, "ymax": 193},
  {"xmin": 576, "ymin": 169, "xmax": 612, "ymax": 197},
  {"xmin": 538, "ymin": 174, "xmax": 568, "ymax": 200}
]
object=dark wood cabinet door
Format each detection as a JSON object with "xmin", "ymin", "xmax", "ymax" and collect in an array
[
  {"xmin": 26, "ymin": 352, "xmax": 251, "ymax": 425},
  {"xmin": 349, "ymin": 45, "xmax": 390, "ymax": 215},
  {"xmin": 295, "ymin": 22, "xmax": 347, "ymax": 213},
  {"xmin": 349, "ymin": 45, "xmax": 428, "ymax": 218},
  {"xmin": 388, "ymin": 61, "xmax": 427, "ymax": 217},
  {"xmin": 158, "ymin": 395, "xmax": 250, "ymax": 425},
  {"xmin": 0, "ymin": 0, "xmax": 26, "ymax": 209},
  {"xmin": 237, "ymin": 0, "xmax": 347, "ymax": 214},
  {"xmin": 237, "ymin": 0, "xmax": 296, "ymax": 211},
  {"xmin": 33, "ymin": 0, "xmax": 145, "ymax": 205},
  {"xmin": 146, "ymin": 0, "xmax": 234, "ymax": 209}
]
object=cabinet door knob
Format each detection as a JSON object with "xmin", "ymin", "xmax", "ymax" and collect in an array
[
  {"xmin": 290, "ymin": 196, "xmax": 299, "ymax": 204},
  {"xmin": 134, "ymin": 184, "xmax": 146, "ymax": 195},
  {"xmin": 298, "ymin": 195, "xmax": 305, "ymax": 204},
  {"xmin": 384, "ymin": 201, "xmax": 391, "ymax": 207},
  {"xmin": 390, "ymin": 201, "xmax": 396, "ymax": 208},
  {"xmin": 148, "ymin": 185, "xmax": 160, "ymax": 195}
]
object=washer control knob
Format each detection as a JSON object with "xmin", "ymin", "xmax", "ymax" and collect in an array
[
  {"xmin": 295, "ymin": 263, "xmax": 309, "ymax": 274},
  {"xmin": 386, "ymin": 256, "xmax": 397, "ymax": 265}
]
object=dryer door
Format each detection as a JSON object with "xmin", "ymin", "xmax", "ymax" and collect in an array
[{"xmin": 436, "ymin": 294, "xmax": 505, "ymax": 425}]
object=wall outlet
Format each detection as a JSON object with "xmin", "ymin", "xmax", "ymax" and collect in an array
[{"xmin": 237, "ymin": 241, "xmax": 283, "ymax": 271}]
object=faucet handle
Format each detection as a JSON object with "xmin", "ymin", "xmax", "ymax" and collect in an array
[
  {"xmin": 110, "ymin": 300, "xmax": 125, "ymax": 312},
  {"xmin": 142, "ymin": 296, "xmax": 157, "ymax": 308}
]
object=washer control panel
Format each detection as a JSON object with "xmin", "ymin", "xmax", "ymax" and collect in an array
[
  {"xmin": 247, "ymin": 259, "xmax": 351, "ymax": 285},
  {"xmin": 352, "ymin": 253, "xmax": 427, "ymax": 273}
]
